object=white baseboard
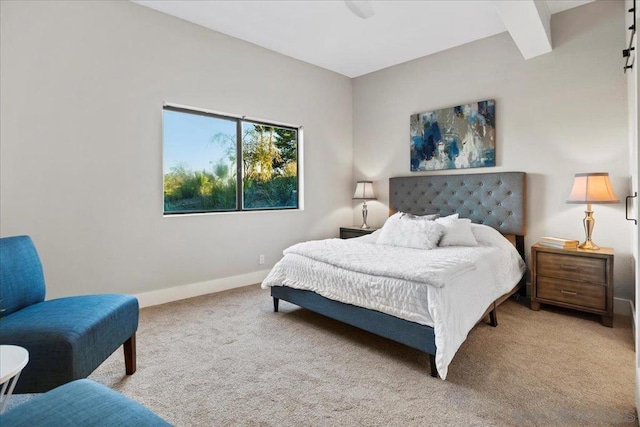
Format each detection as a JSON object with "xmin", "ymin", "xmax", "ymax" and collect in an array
[
  {"xmin": 631, "ymin": 300, "xmax": 637, "ymax": 344},
  {"xmin": 135, "ymin": 269, "xmax": 271, "ymax": 308},
  {"xmin": 614, "ymin": 297, "xmax": 634, "ymax": 318},
  {"xmin": 636, "ymin": 367, "xmax": 640, "ymax": 421},
  {"xmin": 634, "ymin": 302, "xmax": 638, "ymax": 415}
]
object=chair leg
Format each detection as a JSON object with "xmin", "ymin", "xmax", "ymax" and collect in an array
[{"xmin": 124, "ymin": 333, "xmax": 137, "ymax": 375}]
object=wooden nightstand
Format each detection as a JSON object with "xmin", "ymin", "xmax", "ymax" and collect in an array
[
  {"xmin": 530, "ymin": 243, "xmax": 614, "ymax": 327},
  {"xmin": 339, "ymin": 227, "xmax": 378, "ymax": 239}
]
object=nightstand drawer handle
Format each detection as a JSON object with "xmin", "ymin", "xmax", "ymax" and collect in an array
[
  {"xmin": 560, "ymin": 289, "xmax": 578, "ymax": 296},
  {"xmin": 560, "ymin": 265, "xmax": 578, "ymax": 271}
]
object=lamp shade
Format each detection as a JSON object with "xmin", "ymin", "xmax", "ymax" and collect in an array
[
  {"xmin": 353, "ymin": 181, "xmax": 376, "ymax": 200},
  {"xmin": 566, "ymin": 173, "xmax": 620, "ymax": 204}
]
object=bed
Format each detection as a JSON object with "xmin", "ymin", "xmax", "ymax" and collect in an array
[{"xmin": 262, "ymin": 171, "xmax": 526, "ymax": 379}]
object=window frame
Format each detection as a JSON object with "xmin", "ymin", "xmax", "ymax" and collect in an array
[{"xmin": 162, "ymin": 103, "xmax": 302, "ymax": 216}]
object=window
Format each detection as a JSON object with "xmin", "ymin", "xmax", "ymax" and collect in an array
[{"xmin": 163, "ymin": 105, "xmax": 300, "ymax": 215}]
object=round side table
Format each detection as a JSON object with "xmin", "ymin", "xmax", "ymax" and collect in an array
[{"xmin": 0, "ymin": 345, "xmax": 29, "ymax": 413}]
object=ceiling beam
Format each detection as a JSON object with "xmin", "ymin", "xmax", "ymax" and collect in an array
[{"xmin": 493, "ymin": 0, "xmax": 552, "ymax": 59}]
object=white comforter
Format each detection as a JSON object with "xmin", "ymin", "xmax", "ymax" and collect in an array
[{"xmin": 261, "ymin": 224, "xmax": 525, "ymax": 379}]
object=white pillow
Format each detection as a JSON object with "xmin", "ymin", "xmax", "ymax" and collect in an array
[
  {"xmin": 435, "ymin": 214, "xmax": 478, "ymax": 247},
  {"xmin": 376, "ymin": 215, "xmax": 443, "ymax": 250}
]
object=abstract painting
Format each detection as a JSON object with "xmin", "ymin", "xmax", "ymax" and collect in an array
[{"xmin": 410, "ymin": 100, "xmax": 495, "ymax": 171}]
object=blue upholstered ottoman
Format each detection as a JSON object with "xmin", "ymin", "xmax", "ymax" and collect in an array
[{"xmin": 0, "ymin": 379, "xmax": 171, "ymax": 426}]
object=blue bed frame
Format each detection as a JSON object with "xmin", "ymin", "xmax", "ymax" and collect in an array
[{"xmin": 271, "ymin": 172, "xmax": 527, "ymax": 377}]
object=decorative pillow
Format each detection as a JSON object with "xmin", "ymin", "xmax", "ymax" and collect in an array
[
  {"xmin": 435, "ymin": 214, "xmax": 479, "ymax": 247},
  {"xmin": 397, "ymin": 212, "xmax": 440, "ymax": 221},
  {"xmin": 376, "ymin": 215, "xmax": 443, "ymax": 250}
]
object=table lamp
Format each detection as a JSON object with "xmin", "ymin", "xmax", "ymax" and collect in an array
[
  {"xmin": 566, "ymin": 172, "xmax": 620, "ymax": 250},
  {"xmin": 353, "ymin": 181, "xmax": 376, "ymax": 229}
]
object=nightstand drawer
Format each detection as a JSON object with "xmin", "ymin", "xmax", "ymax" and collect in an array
[
  {"xmin": 536, "ymin": 252, "xmax": 606, "ymax": 284},
  {"xmin": 341, "ymin": 230, "xmax": 365, "ymax": 239},
  {"xmin": 536, "ymin": 276, "xmax": 606, "ymax": 310},
  {"xmin": 339, "ymin": 227, "xmax": 378, "ymax": 239}
]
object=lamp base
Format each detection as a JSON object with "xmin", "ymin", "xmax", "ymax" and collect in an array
[
  {"xmin": 360, "ymin": 200, "xmax": 370, "ymax": 230},
  {"xmin": 578, "ymin": 240, "xmax": 600, "ymax": 250},
  {"xmin": 579, "ymin": 207, "xmax": 600, "ymax": 250}
]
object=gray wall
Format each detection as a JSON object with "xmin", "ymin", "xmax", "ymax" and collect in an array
[
  {"xmin": 352, "ymin": 1, "xmax": 634, "ymax": 299},
  {"xmin": 0, "ymin": 1, "xmax": 353, "ymax": 298},
  {"xmin": 1, "ymin": 1, "xmax": 634, "ymax": 301}
]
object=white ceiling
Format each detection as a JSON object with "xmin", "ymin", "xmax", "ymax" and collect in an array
[{"xmin": 132, "ymin": 0, "xmax": 594, "ymax": 78}]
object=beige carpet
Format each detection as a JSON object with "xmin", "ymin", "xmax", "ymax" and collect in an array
[{"xmin": 87, "ymin": 285, "xmax": 636, "ymax": 426}]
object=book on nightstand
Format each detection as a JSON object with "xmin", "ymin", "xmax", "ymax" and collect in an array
[{"xmin": 537, "ymin": 236, "xmax": 579, "ymax": 249}]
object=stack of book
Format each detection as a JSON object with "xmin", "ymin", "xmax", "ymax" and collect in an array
[{"xmin": 537, "ymin": 236, "xmax": 579, "ymax": 249}]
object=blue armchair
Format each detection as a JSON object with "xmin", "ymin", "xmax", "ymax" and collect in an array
[{"xmin": 0, "ymin": 235, "xmax": 139, "ymax": 393}]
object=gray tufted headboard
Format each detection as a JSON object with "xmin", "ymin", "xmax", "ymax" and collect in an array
[{"xmin": 389, "ymin": 172, "xmax": 526, "ymax": 236}]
